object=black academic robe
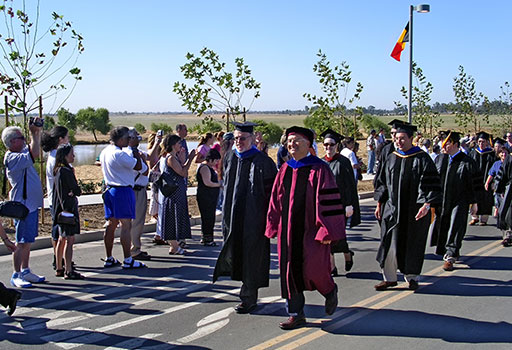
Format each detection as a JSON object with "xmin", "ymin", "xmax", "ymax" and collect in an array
[
  {"xmin": 375, "ymin": 147, "xmax": 442, "ymax": 275},
  {"xmin": 213, "ymin": 149, "xmax": 277, "ymax": 289},
  {"xmin": 373, "ymin": 141, "xmax": 395, "ymax": 198},
  {"xmin": 324, "ymin": 154, "xmax": 361, "ymax": 227},
  {"xmin": 495, "ymin": 154, "xmax": 512, "ymax": 230},
  {"xmin": 469, "ymin": 147, "xmax": 496, "ymax": 215},
  {"xmin": 431, "ymin": 152, "xmax": 480, "ymax": 255}
]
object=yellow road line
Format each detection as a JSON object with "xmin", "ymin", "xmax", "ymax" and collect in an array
[{"xmin": 250, "ymin": 238, "xmax": 504, "ymax": 349}]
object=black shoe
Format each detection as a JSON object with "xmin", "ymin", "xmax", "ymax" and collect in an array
[
  {"xmin": 132, "ymin": 252, "xmax": 152, "ymax": 261},
  {"xmin": 234, "ymin": 302, "xmax": 257, "ymax": 314},
  {"xmin": 279, "ymin": 315, "xmax": 306, "ymax": 330},
  {"xmin": 345, "ymin": 250, "xmax": 355, "ymax": 272},
  {"xmin": 325, "ymin": 284, "xmax": 338, "ymax": 315},
  {"xmin": 7, "ymin": 291, "xmax": 21, "ymax": 316},
  {"xmin": 408, "ymin": 279, "xmax": 419, "ymax": 290}
]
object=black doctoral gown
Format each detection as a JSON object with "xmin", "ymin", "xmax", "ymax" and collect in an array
[
  {"xmin": 469, "ymin": 147, "xmax": 496, "ymax": 215},
  {"xmin": 375, "ymin": 147, "xmax": 442, "ymax": 275},
  {"xmin": 494, "ymin": 154, "xmax": 512, "ymax": 230},
  {"xmin": 431, "ymin": 152, "xmax": 481, "ymax": 255},
  {"xmin": 373, "ymin": 141, "xmax": 395, "ymax": 198},
  {"xmin": 324, "ymin": 154, "xmax": 361, "ymax": 227},
  {"xmin": 213, "ymin": 148, "xmax": 277, "ymax": 289}
]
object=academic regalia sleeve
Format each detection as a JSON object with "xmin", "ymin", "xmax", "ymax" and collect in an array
[
  {"xmin": 468, "ymin": 157, "xmax": 481, "ymax": 203},
  {"xmin": 315, "ymin": 165, "xmax": 346, "ymax": 242},
  {"xmin": 374, "ymin": 154, "xmax": 389, "ymax": 204},
  {"xmin": 418, "ymin": 155, "xmax": 443, "ymax": 205},
  {"xmin": 495, "ymin": 155, "xmax": 512, "ymax": 194},
  {"xmin": 265, "ymin": 165, "xmax": 285, "ymax": 239}
]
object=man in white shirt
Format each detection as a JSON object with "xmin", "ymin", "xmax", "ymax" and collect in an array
[
  {"xmin": 100, "ymin": 126, "xmax": 145, "ymax": 269},
  {"xmin": 124, "ymin": 128, "xmax": 150, "ymax": 261}
]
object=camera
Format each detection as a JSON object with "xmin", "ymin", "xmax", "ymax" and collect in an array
[
  {"xmin": 157, "ymin": 130, "xmax": 163, "ymax": 137},
  {"xmin": 29, "ymin": 117, "xmax": 44, "ymax": 127}
]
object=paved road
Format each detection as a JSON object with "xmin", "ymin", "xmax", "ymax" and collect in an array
[{"xmin": 1, "ymin": 198, "xmax": 511, "ymax": 349}]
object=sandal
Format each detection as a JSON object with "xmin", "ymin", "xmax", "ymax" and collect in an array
[
  {"xmin": 102, "ymin": 257, "xmax": 121, "ymax": 268},
  {"xmin": 122, "ymin": 258, "xmax": 147, "ymax": 269},
  {"xmin": 55, "ymin": 269, "xmax": 65, "ymax": 277},
  {"xmin": 178, "ymin": 241, "xmax": 188, "ymax": 249},
  {"xmin": 169, "ymin": 247, "xmax": 186, "ymax": 255},
  {"xmin": 153, "ymin": 237, "xmax": 168, "ymax": 245},
  {"xmin": 64, "ymin": 270, "xmax": 85, "ymax": 280}
]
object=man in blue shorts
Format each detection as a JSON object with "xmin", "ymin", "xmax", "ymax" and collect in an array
[
  {"xmin": 2, "ymin": 121, "xmax": 45, "ymax": 288},
  {"xmin": 100, "ymin": 126, "xmax": 146, "ymax": 269}
]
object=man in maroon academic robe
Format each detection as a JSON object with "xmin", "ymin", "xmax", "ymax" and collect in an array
[{"xmin": 265, "ymin": 126, "xmax": 346, "ymax": 330}]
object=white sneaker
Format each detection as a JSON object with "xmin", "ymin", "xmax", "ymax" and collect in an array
[
  {"xmin": 10, "ymin": 274, "xmax": 32, "ymax": 288},
  {"xmin": 21, "ymin": 269, "xmax": 45, "ymax": 283}
]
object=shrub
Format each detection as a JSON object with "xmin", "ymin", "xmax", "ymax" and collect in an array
[
  {"xmin": 150, "ymin": 123, "xmax": 173, "ymax": 134},
  {"xmin": 134, "ymin": 123, "xmax": 146, "ymax": 134},
  {"xmin": 190, "ymin": 119, "xmax": 223, "ymax": 134},
  {"xmin": 252, "ymin": 119, "xmax": 284, "ymax": 145},
  {"xmin": 360, "ymin": 114, "xmax": 390, "ymax": 135}
]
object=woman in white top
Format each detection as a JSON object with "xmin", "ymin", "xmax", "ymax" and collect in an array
[
  {"xmin": 340, "ymin": 137, "xmax": 360, "ymax": 181},
  {"xmin": 41, "ymin": 126, "xmax": 69, "ymax": 270}
]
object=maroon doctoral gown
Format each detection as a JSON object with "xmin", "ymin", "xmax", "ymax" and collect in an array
[{"xmin": 265, "ymin": 155, "xmax": 346, "ymax": 299}]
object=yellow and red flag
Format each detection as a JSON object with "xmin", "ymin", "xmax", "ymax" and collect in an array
[{"xmin": 391, "ymin": 22, "xmax": 409, "ymax": 61}]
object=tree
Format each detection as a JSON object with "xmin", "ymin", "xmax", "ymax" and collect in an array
[
  {"xmin": 252, "ymin": 119, "xmax": 284, "ymax": 145},
  {"xmin": 303, "ymin": 49, "xmax": 363, "ymax": 137},
  {"xmin": 56, "ymin": 107, "xmax": 76, "ymax": 143},
  {"xmin": 492, "ymin": 82, "xmax": 512, "ymax": 137},
  {"xmin": 173, "ymin": 47, "xmax": 261, "ymax": 128},
  {"xmin": 76, "ymin": 107, "xmax": 111, "ymax": 142},
  {"xmin": 0, "ymin": 0, "xmax": 84, "ymax": 132},
  {"xmin": 395, "ymin": 62, "xmax": 442, "ymax": 137},
  {"xmin": 451, "ymin": 65, "xmax": 489, "ymax": 134},
  {"xmin": 134, "ymin": 123, "xmax": 146, "ymax": 134}
]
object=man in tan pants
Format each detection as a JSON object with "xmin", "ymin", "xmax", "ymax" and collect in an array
[{"xmin": 126, "ymin": 128, "xmax": 150, "ymax": 261}]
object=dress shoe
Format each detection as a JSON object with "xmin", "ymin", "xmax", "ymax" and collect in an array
[
  {"xmin": 443, "ymin": 260, "xmax": 454, "ymax": 271},
  {"xmin": 234, "ymin": 302, "xmax": 257, "ymax": 314},
  {"xmin": 408, "ymin": 279, "xmax": 419, "ymax": 290},
  {"xmin": 331, "ymin": 267, "xmax": 339, "ymax": 277},
  {"xmin": 345, "ymin": 250, "xmax": 355, "ymax": 272},
  {"xmin": 325, "ymin": 284, "xmax": 338, "ymax": 315},
  {"xmin": 374, "ymin": 281, "xmax": 398, "ymax": 291},
  {"xmin": 469, "ymin": 219, "xmax": 479, "ymax": 225},
  {"xmin": 279, "ymin": 315, "xmax": 306, "ymax": 330},
  {"xmin": 7, "ymin": 291, "xmax": 21, "ymax": 316}
]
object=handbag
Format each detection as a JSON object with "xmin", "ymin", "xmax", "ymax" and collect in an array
[
  {"xmin": 0, "ymin": 200, "xmax": 29, "ymax": 219},
  {"xmin": 1, "ymin": 161, "xmax": 29, "ymax": 219},
  {"xmin": 155, "ymin": 171, "xmax": 179, "ymax": 197}
]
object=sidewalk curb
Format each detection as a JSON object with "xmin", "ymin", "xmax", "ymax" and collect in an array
[{"xmin": 1, "ymin": 192, "xmax": 374, "ymax": 256}]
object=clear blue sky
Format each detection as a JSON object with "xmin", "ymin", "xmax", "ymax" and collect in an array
[{"xmin": 30, "ymin": 0, "xmax": 512, "ymax": 113}]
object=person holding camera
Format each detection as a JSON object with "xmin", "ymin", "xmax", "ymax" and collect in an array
[
  {"xmin": 99, "ymin": 126, "xmax": 145, "ymax": 269},
  {"xmin": 2, "ymin": 119, "xmax": 46, "ymax": 288}
]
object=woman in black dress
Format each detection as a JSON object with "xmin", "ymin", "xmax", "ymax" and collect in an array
[
  {"xmin": 52, "ymin": 144, "xmax": 84, "ymax": 279},
  {"xmin": 196, "ymin": 149, "xmax": 222, "ymax": 246}
]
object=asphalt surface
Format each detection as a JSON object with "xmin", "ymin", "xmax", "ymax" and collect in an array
[{"xmin": 1, "ymin": 197, "xmax": 511, "ymax": 349}]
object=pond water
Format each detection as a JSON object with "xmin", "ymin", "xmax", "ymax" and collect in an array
[{"xmin": 70, "ymin": 141, "xmax": 199, "ymax": 166}]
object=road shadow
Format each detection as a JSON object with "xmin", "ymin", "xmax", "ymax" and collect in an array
[
  {"xmin": 418, "ymin": 274, "xmax": 512, "ymax": 297},
  {"xmin": 323, "ymin": 307, "xmax": 512, "ymax": 343}
]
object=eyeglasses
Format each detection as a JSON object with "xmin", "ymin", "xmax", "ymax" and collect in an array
[
  {"xmin": 234, "ymin": 136, "xmax": 248, "ymax": 141},
  {"xmin": 323, "ymin": 143, "xmax": 336, "ymax": 147}
]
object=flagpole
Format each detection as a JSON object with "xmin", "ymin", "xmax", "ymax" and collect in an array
[{"xmin": 408, "ymin": 5, "xmax": 414, "ymax": 124}]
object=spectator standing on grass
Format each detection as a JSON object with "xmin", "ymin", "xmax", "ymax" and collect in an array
[
  {"xmin": 158, "ymin": 134, "xmax": 196, "ymax": 255},
  {"xmin": 124, "ymin": 128, "xmax": 150, "ymax": 261},
  {"xmin": 366, "ymin": 129, "xmax": 377, "ymax": 174},
  {"xmin": 196, "ymin": 149, "xmax": 222, "ymax": 246},
  {"xmin": 213, "ymin": 122, "xmax": 277, "ymax": 314},
  {"xmin": 41, "ymin": 126, "xmax": 69, "ymax": 271},
  {"xmin": 195, "ymin": 133, "xmax": 214, "ymax": 163},
  {"xmin": 212, "ymin": 131, "xmax": 224, "ymax": 152},
  {"xmin": 0, "ymin": 222, "xmax": 21, "ymax": 315},
  {"xmin": 52, "ymin": 143, "xmax": 85, "ymax": 280},
  {"xmin": 100, "ymin": 126, "xmax": 146, "ymax": 269},
  {"xmin": 2, "ymin": 122, "xmax": 46, "ymax": 288}
]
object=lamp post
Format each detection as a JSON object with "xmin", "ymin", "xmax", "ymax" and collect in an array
[{"xmin": 408, "ymin": 4, "xmax": 430, "ymax": 124}]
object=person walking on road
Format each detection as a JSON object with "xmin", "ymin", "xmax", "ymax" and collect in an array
[
  {"xmin": 374, "ymin": 123, "xmax": 442, "ymax": 291},
  {"xmin": 266, "ymin": 126, "xmax": 345, "ymax": 330},
  {"xmin": 100, "ymin": 126, "xmax": 146, "ymax": 269},
  {"xmin": 431, "ymin": 131, "xmax": 480, "ymax": 272},
  {"xmin": 213, "ymin": 122, "xmax": 277, "ymax": 314}
]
